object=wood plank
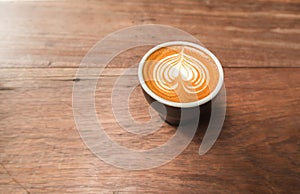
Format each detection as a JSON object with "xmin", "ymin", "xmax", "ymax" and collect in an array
[
  {"xmin": 0, "ymin": 0, "xmax": 299, "ymax": 68},
  {"xmin": 0, "ymin": 67, "xmax": 299, "ymax": 193},
  {"xmin": 1, "ymin": 0, "xmax": 300, "ymax": 193}
]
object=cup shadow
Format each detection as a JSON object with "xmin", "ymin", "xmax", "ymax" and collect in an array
[
  {"xmin": 168, "ymin": 101, "xmax": 226, "ymax": 146},
  {"xmin": 178, "ymin": 101, "xmax": 211, "ymax": 143}
]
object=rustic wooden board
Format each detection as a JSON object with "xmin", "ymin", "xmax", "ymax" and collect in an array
[
  {"xmin": 0, "ymin": 0, "xmax": 299, "ymax": 68},
  {"xmin": 1, "ymin": 67, "xmax": 299, "ymax": 193},
  {"xmin": 0, "ymin": 0, "xmax": 300, "ymax": 193}
]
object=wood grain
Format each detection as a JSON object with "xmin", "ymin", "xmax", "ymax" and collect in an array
[
  {"xmin": 0, "ymin": 0, "xmax": 299, "ymax": 68},
  {"xmin": 0, "ymin": 0, "xmax": 300, "ymax": 193},
  {"xmin": 1, "ymin": 67, "xmax": 299, "ymax": 193}
]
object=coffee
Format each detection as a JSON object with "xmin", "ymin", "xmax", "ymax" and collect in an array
[{"xmin": 142, "ymin": 45, "xmax": 220, "ymax": 103}]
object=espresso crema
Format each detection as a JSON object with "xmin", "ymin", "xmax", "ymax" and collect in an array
[{"xmin": 142, "ymin": 45, "xmax": 220, "ymax": 103}]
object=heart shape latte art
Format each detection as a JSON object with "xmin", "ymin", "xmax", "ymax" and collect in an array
[
  {"xmin": 143, "ymin": 45, "xmax": 219, "ymax": 103},
  {"xmin": 153, "ymin": 48, "xmax": 209, "ymax": 94}
]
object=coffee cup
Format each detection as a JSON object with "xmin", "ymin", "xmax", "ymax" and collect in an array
[{"xmin": 138, "ymin": 41, "xmax": 224, "ymax": 125}]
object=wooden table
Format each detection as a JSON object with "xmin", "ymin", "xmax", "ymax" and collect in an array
[{"xmin": 1, "ymin": 0, "xmax": 299, "ymax": 193}]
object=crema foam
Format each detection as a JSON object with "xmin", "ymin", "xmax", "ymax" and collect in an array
[{"xmin": 142, "ymin": 45, "xmax": 220, "ymax": 103}]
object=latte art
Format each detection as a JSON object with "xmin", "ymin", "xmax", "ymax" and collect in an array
[
  {"xmin": 142, "ymin": 45, "xmax": 220, "ymax": 103},
  {"xmin": 153, "ymin": 48, "xmax": 210, "ymax": 94}
]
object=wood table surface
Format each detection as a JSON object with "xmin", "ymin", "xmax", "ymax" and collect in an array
[{"xmin": 1, "ymin": 0, "xmax": 299, "ymax": 193}]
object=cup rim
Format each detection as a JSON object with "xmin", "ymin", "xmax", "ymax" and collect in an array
[{"xmin": 138, "ymin": 41, "xmax": 224, "ymax": 108}]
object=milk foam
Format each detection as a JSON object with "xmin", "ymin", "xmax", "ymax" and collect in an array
[
  {"xmin": 153, "ymin": 48, "xmax": 210, "ymax": 95},
  {"xmin": 143, "ymin": 45, "xmax": 219, "ymax": 103}
]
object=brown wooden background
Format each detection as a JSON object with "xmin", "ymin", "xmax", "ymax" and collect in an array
[{"xmin": 1, "ymin": 0, "xmax": 299, "ymax": 193}]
